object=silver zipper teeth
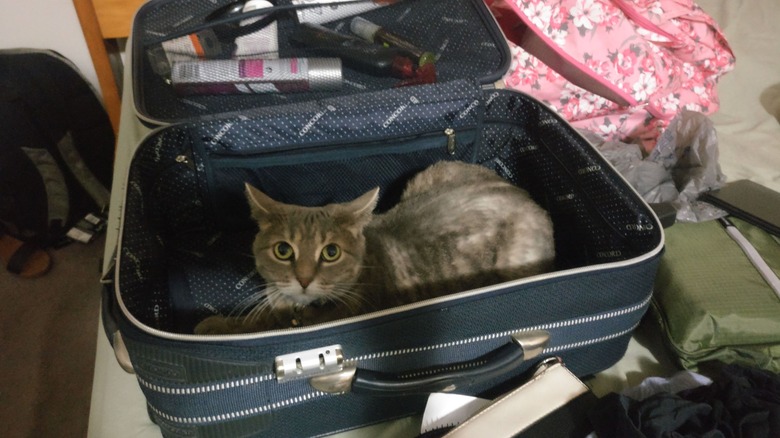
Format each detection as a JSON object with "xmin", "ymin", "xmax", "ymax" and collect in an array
[
  {"xmin": 145, "ymin": 299, "xmax": 648, "ymax": 426},
  {"xmin": 147, "ymin": 322, "xmax": 643, "ymax": 427},
  {"xmin": 146, "ymin": 294, "xmax": 652, "ymax": 425},
  {"xmin": 147, "ymin": 391, "xmax": 329, "ymax": 426},
  {"xmin": 348, "ymin": 291, "xmax": 652, "ymax": 363},
  {"xmin": 137, "ymin": 373, "xmax": 275, "ymax": 395},
  {"xmin": 395, "ymin": 321, "xmax": 639, "ymax": 380},
  {"xmin": 140, "ymin": 291, "xmax": 652, "ymax": 396},
  {"xmin": 544, "ymin": 323, "xmax": 638, "ymax": 353}
]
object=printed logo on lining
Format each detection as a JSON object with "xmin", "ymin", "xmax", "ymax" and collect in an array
[
  {"xmin": 382, "ymin": 96, "xmax": 419, "ymax": 128},
  {"xmin": 299, "ymin": 105, "xmax": 337, "ymax": 137},
  {"xmin": 235, "ymin": 269, "xmax": 258, "ymax": 290},
  {"xmin": 597, "ymin": 250, "xmax": 623, "ymax": 258},
  {"xmin": 209, "ymin": 122, "xmax": 234, "ymax": 147},
  {"xmin": 577, "ymin": 165, "xmax": 601, "ymax": 175},
  {"xmin": 626, "ymin": 223, "xmax": 654, "ymax": 231},
  {"xmin": 458, "ymin": 99, "xmax": 481, "ymax": 120}
]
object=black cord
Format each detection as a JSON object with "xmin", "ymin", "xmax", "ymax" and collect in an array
[{"xmin": 145, "ymin": 0, "xmax": 378, "ymax": 46}]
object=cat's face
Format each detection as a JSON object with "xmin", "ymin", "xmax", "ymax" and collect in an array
[{"xmin": 245, "ymin": 184, "xmax": 379, "ymax": 311}]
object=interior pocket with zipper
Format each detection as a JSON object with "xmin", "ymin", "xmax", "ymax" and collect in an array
[{"xmin": 204, "ymin": 128, "xmax": 479, "ymax": 229}]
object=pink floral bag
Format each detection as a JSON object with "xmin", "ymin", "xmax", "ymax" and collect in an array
[{"xmin": 486, "ymin": 0, "xmax": 735, "ymax": 151}]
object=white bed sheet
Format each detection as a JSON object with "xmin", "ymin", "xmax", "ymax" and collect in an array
[
  {"xmin": 88, "ymin": 1, "xmax": 780, "ymax": 436},
  {"xmin": 696, "ymin": 0, "xmax": 780, "ymax": 192}
]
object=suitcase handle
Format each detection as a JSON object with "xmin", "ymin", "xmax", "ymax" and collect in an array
[{"xmin": 310, "ymin": 330, "xmax": 550, "ymax": 396}]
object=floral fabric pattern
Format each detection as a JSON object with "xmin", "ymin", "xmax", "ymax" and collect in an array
[{"xmin": 487, "ymin": 0, "xmax": 735, "ymax": 151}]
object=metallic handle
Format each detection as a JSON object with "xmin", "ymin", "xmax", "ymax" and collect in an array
[{"xmin": 310, "ymin": 330, "xmax": 549, "ymax": 396}]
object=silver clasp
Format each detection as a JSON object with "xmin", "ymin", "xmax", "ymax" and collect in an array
[{"xmin": 274, "ymin": 345, "xmax": 344, "ymax": 382}]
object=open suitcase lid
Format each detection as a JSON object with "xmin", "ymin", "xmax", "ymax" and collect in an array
[{"xmin": 131, "ymin": 0, "xmax": 512, "ymax": 125}]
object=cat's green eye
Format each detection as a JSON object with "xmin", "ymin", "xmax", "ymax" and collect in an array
[
  {"xmin": 273, "ymin": 242, "xmax": 294, "ymax": 261},
  {"xmin": 321, "ymin": 244, "xmax": 341, "ymax": 262}
]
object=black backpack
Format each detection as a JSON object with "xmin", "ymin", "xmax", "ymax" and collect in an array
[{"xmin": 0, "ymin": 49, "xmax": 114, "ymax": 247}]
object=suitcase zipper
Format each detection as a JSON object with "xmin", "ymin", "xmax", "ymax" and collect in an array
[
  {"xmin": 136, "ymin": 291, "xmax": 651, "ymax": 397},
  {"xmin": 346, "ymin": 291, "xmax": 652, "ymax": 365},
  {"xmin": 138, "ymin": 299, "xmax": 648, "ymax": 427},
  {"xmin": 203, "ymin": 128, "xmax": 473, "ymax": 166}
]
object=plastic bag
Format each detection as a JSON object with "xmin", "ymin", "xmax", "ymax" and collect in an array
[{"xmin": 586, "ymin": 110, "xmax": 727, "ymax": 222}]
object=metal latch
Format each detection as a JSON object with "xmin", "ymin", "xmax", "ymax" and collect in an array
[
  {"xmin": 510, "ymin": 330, "xmax": 550, "ymax": 361},
  {"xmin": 275, "ymin": 345, "xmax": 344, "ymax": 382}
]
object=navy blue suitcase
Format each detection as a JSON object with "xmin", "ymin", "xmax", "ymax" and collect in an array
[{"xmin": 104, "ymin": 0, "xmax": 664, "ymax": 436}]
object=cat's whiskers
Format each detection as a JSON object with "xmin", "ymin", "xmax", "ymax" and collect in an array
[
  {"xmin": 230, "ymin": 298, "xmax": 263, "ymax": 318},
  {"xmin": 328, "ymin": 285, "xmax": 371, "ymax": 312},
  {"xmin": 245, "ymin": 288, "xmax": 280, "ymax": 323},
  {"xmin": 231, "ymin": 282, "xmax": 266, "ymax": 299},
  {"xmin": 246, "ymin": 300, "xmax": 274, "ymax": 323},
  {"xmin": 229, "ymin": 283, "xmax": 273, "ymax": 318}
]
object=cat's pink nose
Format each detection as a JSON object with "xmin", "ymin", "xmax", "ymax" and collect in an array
[{"xmin": 297, "ymin": 276, "xmax": 313, "ymax": 289}]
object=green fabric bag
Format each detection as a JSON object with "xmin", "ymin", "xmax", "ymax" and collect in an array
[{"xmin": 652, "ymin": 218, "xmax": 780, "ymax": 372}]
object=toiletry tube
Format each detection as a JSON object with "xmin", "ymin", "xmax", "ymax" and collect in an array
[
  {"xmin": 157, "ymin": 0, "xmax": 279, "ymax": 74},
  {"xmin": 350, "ymin": 17, "xmax": 436, "ymax": 66},
  {"xmin": 170, "ymin": 58, "xmax": 342, "ymax": 95},
  {"xmin": 161, "ymin": 30, "xmax": 225, "ymax": 65},
  {"xmin": 290, "ymin": 23, "xmax": 415, "ymax": 78}
]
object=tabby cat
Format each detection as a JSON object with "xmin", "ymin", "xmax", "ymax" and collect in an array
[{"xmin": 195, "ymin": 161, "xmax": 555, "ymax": 334}]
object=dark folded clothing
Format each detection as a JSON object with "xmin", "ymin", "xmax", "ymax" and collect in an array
[{"xmin": 589, "ymin": 364, "xmax": 780, "ymax": 438}]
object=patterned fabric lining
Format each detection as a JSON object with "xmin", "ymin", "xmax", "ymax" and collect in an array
[{"xmin": 119, "ymin": 86, "xmax": 660, "ymax": 333}]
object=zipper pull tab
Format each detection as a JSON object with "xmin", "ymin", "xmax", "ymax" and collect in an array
[
  {"xmin": 175, "ymin": 153, "xmax": 195, "ymax": 170},
  {"xmin": 444, "ymin": 128, "xmax": 456, "ymax": 155}
]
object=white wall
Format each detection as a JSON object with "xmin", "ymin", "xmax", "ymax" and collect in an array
[{"xmin": 0, "ymin": 0, "xmax": 103, "ymax": 100}]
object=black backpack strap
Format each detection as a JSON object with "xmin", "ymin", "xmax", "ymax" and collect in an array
[
  {"xmin": 0, "ymin": 49, "xmax": 114, "ymax": 246},
  {"xmin": 0, "ymin": 88, "xmax": 70, "ymax": 242}
]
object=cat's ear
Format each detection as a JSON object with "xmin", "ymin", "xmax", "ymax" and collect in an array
[
  {"xmin": 245, "ymin": 183, "xmax": 277, "ymax": 220},
  {"xmin": 338, "ymin": 187, "xmax": 379, "ymax": 225},
  {"xmin": 350, "ymin": 187, "xmax": 380, "ymax": 215}
]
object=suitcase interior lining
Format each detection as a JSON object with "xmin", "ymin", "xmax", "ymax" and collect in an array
[{"xmin": 118, "ymin": 88, "xmax": 661, "ymax": 334}]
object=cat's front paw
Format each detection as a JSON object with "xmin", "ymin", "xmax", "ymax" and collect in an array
[
  {"xmin": 194, "ymin": 314, "xmax": 288, "ymax": 334},
  {"xmin": 194, "ymin": 315, "xmax": 237, "ymax": 335}
]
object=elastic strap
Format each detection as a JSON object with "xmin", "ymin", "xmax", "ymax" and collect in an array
[{"xmin": 146, "ymin": 0, "xmax": 373, "ymax": 46}]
